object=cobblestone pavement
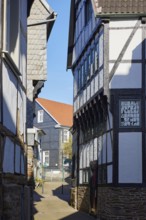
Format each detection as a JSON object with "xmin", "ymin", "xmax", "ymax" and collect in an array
[{"xmin": 33, "ymin": 181, "xmax": 95, "ymax": 220}]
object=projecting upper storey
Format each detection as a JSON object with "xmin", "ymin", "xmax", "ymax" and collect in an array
[{"xmin": 91, "ymin": 0, "xmax": 146, "ymax": 16}]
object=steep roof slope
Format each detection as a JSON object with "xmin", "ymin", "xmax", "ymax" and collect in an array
[{"xmin": 36, "ymin": 98, "xmax": 73, "ymax": 127}]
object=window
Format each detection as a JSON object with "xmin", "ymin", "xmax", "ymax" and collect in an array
[
  {"xmin": 119, "ymin": 100, "xmax": 141, "ymax": 127},
  {"xmin": 37, "ymin": 110, "xmax": 44, "ymax": 123},
  {"xmin": 4, "ymin": 0, "xmax": 20, "ymax": 66},
  {"xmin": 85, "ymin": 0, "xmax": 92, "ymax": 26},
  {"xmin": 63, "ymin": 129, "xmax": 69, "ymax": 143},
  {"xmin": 95, "ymin": 42, "xmax": 99, "ymax": 71},
  {"xmin": 43, "ymin": 151, "xmax": 49, "ymax": 167}
]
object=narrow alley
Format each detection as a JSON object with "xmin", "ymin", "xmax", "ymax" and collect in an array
[{"xmin": 33, "ymin": 181, "xmax": 95, "ymax": 220}]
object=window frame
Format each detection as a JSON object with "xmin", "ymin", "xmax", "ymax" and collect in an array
[{"xmin": 37, "ymin": 110, "xmax": 44, "ymax": 123}]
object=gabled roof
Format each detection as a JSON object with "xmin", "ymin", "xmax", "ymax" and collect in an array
[
  {"xmin": 36, "ymin": 98, "xmax": 73, "ymax": 127},
  {"xmin": 91, "ymin": 0, "xmax": 146, "ymax": 16}
]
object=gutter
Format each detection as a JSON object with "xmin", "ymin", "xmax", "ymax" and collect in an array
[{"xmin": 27, "ymin": 14, "xmax": 57, "ymax": 27}]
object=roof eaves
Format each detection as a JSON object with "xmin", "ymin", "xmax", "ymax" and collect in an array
[{"xmin": 95, "ymin": 12, "xmax": 146, "ymax": 18}]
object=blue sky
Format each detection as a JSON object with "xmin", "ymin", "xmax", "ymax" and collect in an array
[{"xmin": 39, "ymin": 0, "xmax": 73, "ymax": 105}]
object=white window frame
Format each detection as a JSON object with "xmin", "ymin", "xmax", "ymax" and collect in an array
[
  {"xmin": 43, "ymin": 150, "xmax": 50, "ymax": 167},
  {"xmin": 63, "ymin": 129, "xmax": 69, "ymax": 143},
  {"xmin": 37, "ymin": 110, "xmax": 44, "ymax": 123}
]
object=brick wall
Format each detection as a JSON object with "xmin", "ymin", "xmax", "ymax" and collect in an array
[
  {"xmin": 77, "ymin": 186, "xmax": 90, "ymax": 213},
  {"xmin": 97, "ymin": 186, "xmax": 146, "ymax": 220},
  {"xmin": 76, "ymin": 186, "xmax": 146, "ymax": 220}
]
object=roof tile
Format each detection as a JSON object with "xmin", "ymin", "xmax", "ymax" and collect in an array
[{"xmin": 36, "ymin": 98, "xmax": 73, "ymax": 127}]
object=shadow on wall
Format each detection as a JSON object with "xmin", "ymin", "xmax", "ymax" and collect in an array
[{"xmin": 110, "ymin": 40, "xmax": 142, "ymax": 89}]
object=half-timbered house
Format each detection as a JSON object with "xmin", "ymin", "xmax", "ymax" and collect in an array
[
  {"xmin": 0, "ymin": 0, "xmax": 56, "ymax": 219},
  {"xmin": 0, "ymin": 0, "xmax": 33, "ymax": 219},
  {"xmin": 67, "ymin": 0, "xmax": 146, "ymax": 219}
]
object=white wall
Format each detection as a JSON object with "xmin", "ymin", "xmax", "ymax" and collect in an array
[
  {"xmin": 109, "ymin": 19, "xmax": 142, "ymax": 90},
  {"xmin": 118, "ymin": 132, "xmax": 142, "ymax": 183},
  {"xmin": 109, "ymin": 63, "xmax": 142, "ymax": 89}
]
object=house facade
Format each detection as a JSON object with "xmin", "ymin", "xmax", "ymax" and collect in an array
[
  {"xmin": 67, "ymin": 0, "xmax": 146, "ymax": 219},
  {"xmin": 26, "ymin": 0, "xmax": 56, "ymax": 218},
  {"xmin": 0, "ymin": 0, "xmax": 33, "ymax": 219},
  {"xmin": 34, "ymin": 98, "xmax": 73, "ymax": 177},
  {"xmin": 26, "ymin": 0, "xmax": 56, "ymax": 184},
  {"xmin": 0, "ymin": 0, "xmax": 56, "ymax": 219}
]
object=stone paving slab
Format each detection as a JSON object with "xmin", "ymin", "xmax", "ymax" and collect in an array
[{"xmin": 33, "ymin": 182, "xmax": 95, "ymax": 220}]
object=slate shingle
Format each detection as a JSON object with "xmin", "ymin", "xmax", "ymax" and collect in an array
[{"xmin": 92, "ymin": 0, "xmax": 146, "ymax": 15}]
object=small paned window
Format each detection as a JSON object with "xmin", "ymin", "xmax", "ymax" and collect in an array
[
  {"xmin": 83, "ymin": 170, "xmax": 89, "ymax": 183},
  {"xmin": 37, "ymin": 110, "xmax": 44, "ymax": 123},
  {"xmin": 95, "ymin": 43, "xmax": 99, "ymax": 71},
  {"xmin": 87, "ymin": 53, "xmax": 91, "ymax": 81},
  {"xmin": 119, "ymin": 100, "xmax": 141, "ymax": 127},
  {"xmin": 63, "ymin": 129, "xmax": 69, "ymax": 143},
  {"xmin": 85, "ymin": 0, "xmax": 92, "ymax": 26},
  {"xmin": 43, "ymin": 151, "xmax": 49, "ymax": 167},
  {"xmin": 81, "ymin": 64, "xmax": 84, "ymax": 88},
  {"xmin": 78, "ymin": 68, "xmax": 81, "ymax": 90},
  {"xmin": 84, "ymin": 59, "xmax": 87, "ymax": 84}
]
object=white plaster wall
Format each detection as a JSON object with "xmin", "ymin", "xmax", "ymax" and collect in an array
[
  {"xmin": 109, "ymin": 63, "xmax": 142, "ymax": 89},
  {"xmin": 118, "ymin": 132, "xmax": 142, "ymax": 183},
  {"xmin": 122, "ymin": 29, "xmax": 142, "ymax": 60},
  {"xmin": 109, "ymin": 29, "xmax": 132, "ymax": 60},
  {"xmin": 109, "ymin": 19, "xmax": 142, "ymax": 59},
  {"xmin": 109, "ymin": 19, "xmax": 138, "ymax": 28}
]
